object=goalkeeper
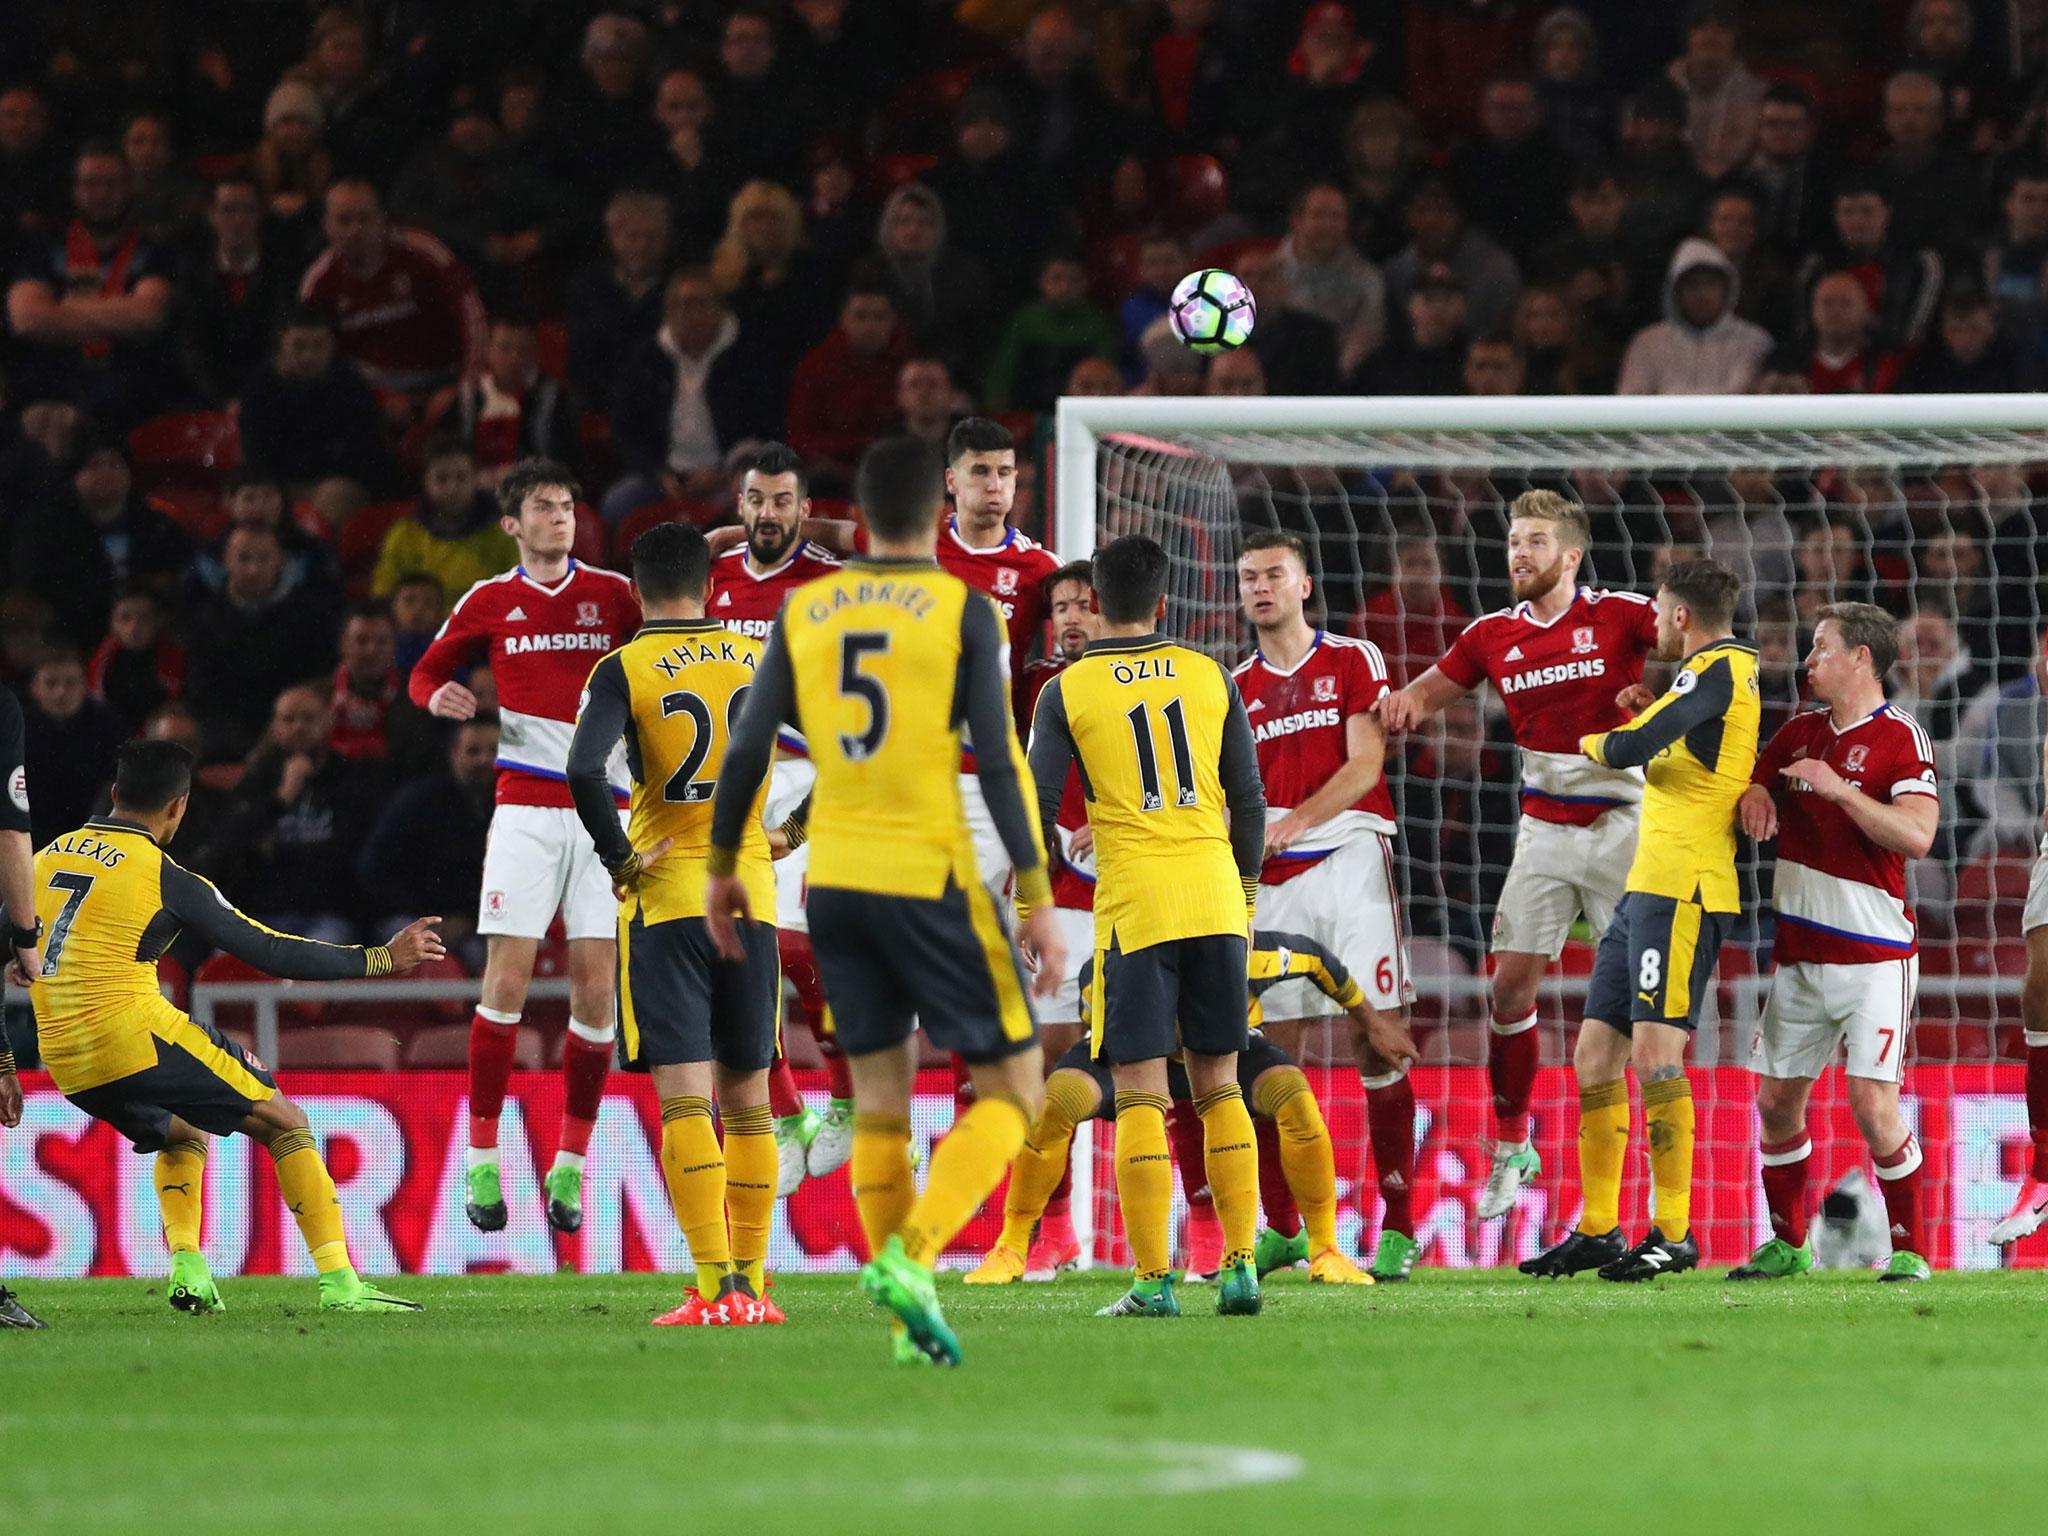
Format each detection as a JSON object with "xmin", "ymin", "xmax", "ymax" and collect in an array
[
  {"xmin": 1521, "ymin": 559, "xmax": 1758, "ymax": 1283},
  {"xmin": 967, "ymin": 930, "xmax": 1417, "ymax": 1287}
]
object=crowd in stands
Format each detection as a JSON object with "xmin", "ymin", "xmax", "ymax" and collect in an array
[{"xmin": 2, "ymin": 0, "xmax": 2046, "ymax": 966}]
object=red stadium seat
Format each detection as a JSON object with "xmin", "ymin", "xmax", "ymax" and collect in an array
[
  {"xmin": 147, "ymin": 487, "xmax": 228, "ymax": 541},
  {"xmin": 338, "ymin": 500, "xmax": 413, "ymax": 596},
  {"xmin": 192, "ymin": 951, "xmax": 326, "ymax": 1030},
  {"xmin": 870, "ymin": 152, "xmax": 938, "ymax": 199},
  {"xmin": 128, "ymin": 411, "xmax": 240, "ymax": 482},
  {"xmin": 275, "ymin": 1025, "xmax": 404, "ymax": 1072},
  {"xmin": 156, "ymin": 954, "xmax": 189, "ymax": 1009},
  {"xmin": 1954, "ymin": 849, "xmax": 2035, "ymax": 940},
  {"xmin": 534, "ymin": 320, "xmax": 569, "ymax": 381},
  {"xmin": 404, "ymin": 1023, "xmax": 545, "ymax": 1070},
  {"xmin": 572, "ymin": 502, "xmax": 607, "ymax": 564},
  {"xmin": 324, "ymin": 955, "xmax": 473, "ymax": 1031}
]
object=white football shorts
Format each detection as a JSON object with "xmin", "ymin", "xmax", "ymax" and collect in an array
[
  {"xmin": 1752, "ymin": 957, "xmax": 1919, "ymax": 1084},
  {"xmin": 1255, "ymin": 833, "xmax": 1412, "ymax": 1017},
  {"xmin": 1490, "ymin": 809, "xmax": 1637, "ymax": 958},
  {"xmin": 478, "ymin": 803, "xmax": 622, "ymax": 942}
]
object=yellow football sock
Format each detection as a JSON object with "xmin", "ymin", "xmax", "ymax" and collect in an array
[
  {"xmin": 999, "ymin": 1071, "xmax": 1094, "ymax": 1252},
  {"xmin": 659, "ymin": 1096, "xmax": 731, "ymax": 1295},
  {"xmin": 851, "ymin": 1110, "xmax": 916, "ymax": 1259},
  {"xmin": 156, "ymin": 1137, "xmax": 207, "ymax": 1255},
  {"xmin": 1114, "ymin": 1091, "xmax": 1174, "ymax": 1282},
  {"xmin": 721, "ymin": 1102, "xmax": 777, "ymax": 1295},
  {"xmin": 1642, "ymin": 1073, "xmax": 1696, "ymax": 1238},
  {"xmin": 900, "ymin": 1095, "xmax": 1029, "ymax": 1268},
  {"xmin": 1196, "ymin": 1083, "xmax": 1259, "ymax": 1267},
  {"xmin": 269, "ymin": 1128, "xmax": 350, "ymax": 1275},
  {"xmin": 1253, "ymin": 1068, "xmax": 1337, "ymax": 1254},
  {"xmin": 1576, "ymin": 1078, "xmax": 1631, "ymax": 1236}
]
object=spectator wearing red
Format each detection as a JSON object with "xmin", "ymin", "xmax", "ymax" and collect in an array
[
  {"xmin": 786, "ymin": 283, "xmax": 913, "ymax": 488},
  {"xmin": 432, "ymin": 317, "xmax": 570, "ymax": 487},
  {"xmin": 328, "ymin": 599, "xmax": 415, "ymax": 765},
  {"xmin": 1353, "ymin": 532, "xmax": 1469, "ymax": 686},
  {"xmin": 1142, "ymin": 0, "xmax": 1234, "ymax": 148},
  {"xmin": 1766, "ymin": 271, "xmax": 1903, "ymax": 395},
  {"xmin": 89, "ymin": 586, "xmax": 185, "ymax": 732},
  {"xmin": 299, "ymin": 177, "xmax": 488, "ymax": 400},
  {"xmin": 4, "ymin": 141, "xmax": 176, "ymax": 429}
]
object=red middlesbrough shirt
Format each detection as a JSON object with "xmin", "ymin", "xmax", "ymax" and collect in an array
[
  {"xmin": 1754, "ymin": 703, "xmax": 1937, "ymax": 965},
  {"xmin": 935, "ymin": 517, "xmax": 1062, "ymax": 674},
  {"xmin": 707, "ymin": 540, "xmax": 844, "ymax": 642},
  {"xmin": 1232, "ymin": 631, "xmax": 1395, "ymax": 886},
  {"xmin": 328, "ymin": 665, "xmax": 397, "ymax": 761},
  {"xmin": 408, "ymin": 560, "xmax": 640, "ymax": 807},
  {"xmin": 1435, "ymin": 586, "xmax": 1661, "ymax": 827},
  {"xmin": 299, "ymin": 227, "xmax": 488, "ymax": 392},
  {"xmin": 1020, "ymin": 655, "xmax": 1092, "ymax": 912}
]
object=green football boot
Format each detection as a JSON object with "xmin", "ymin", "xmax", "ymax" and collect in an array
[
  {"xmin": 1368, "ymin": 1229, "xmax": 1420, "ymax": 1282},
  {"xmin": 859, "ymin": 1235, "xmax": 959, "ymax": 1366},
  {"xmin": 1096, "ymin": 1275, "xmax": 1181, "ymax": 1317},
  {"xmin": 775, "ymin": 1107, "xmax": 821, "ymax": 1197},
  {"xmin": 1879, "ymin": 1250, "xmax": 1932, "ymax": 1283},
  {"xmin": 1254, "ymin": 1226, "xmax": 1310, "ymax": 1277},
  {"xmin": 318, "ymin": 1268, "xmax": 424, "ymax": 1313},
  {"xmin": 1727, "ymin": 1236, "xmax": 1813, "ymax": 1281},
  {"xmin": 166, "ymin": 1250, "xmax": 225, "ymax": 1314},
  {"xmin": 544, "ymin": 1163, "xmax": 583, "ymax": 1234},
  {"xmin": 1216, "ymin": 1258, "xmax": 1263, "ymax": 1316},
  {"xmin": 889, "ymin": 1321, "xmax": 934, "ymax": 1367},
  {"xmin": 464, "ymin": 1161, "xmax": 507, "ymax": 1233}
]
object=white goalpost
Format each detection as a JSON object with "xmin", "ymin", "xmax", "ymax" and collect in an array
[{"xmin": 1052, "ymin": 393, "xmax": 2048, "ymax": 1272}]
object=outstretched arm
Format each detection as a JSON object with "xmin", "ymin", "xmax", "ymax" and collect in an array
[
  {"xmin": 1582, "ymin": 656, "xmax": 1735, "ymax": 772},
  {"xmin": 162, "ymin": 861, "xmax": 398, "ymax": 980}
]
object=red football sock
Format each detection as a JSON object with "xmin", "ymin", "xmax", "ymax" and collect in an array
[
  {"xmin": 557, "ymin": 1026, "xmax": 611, "ymax": 1158},
  {"xmin": 1487, "ymin": 1009, "xmax": 1539, "ymax": 1145},
  {"xmin": 1167, "ymin": 1100, "xmax": 1210, "ymax": 1206},
  {"xmin": 1365, "ymin": 1070, "xmax": 1417, "ymax": 1239},
  {"xmin": 1759, "ymin": 1134, "xmax": 1812, "ymax": 1247},
  {"xmin": 822, "ymin": 1042, "xmax": 853, "ymax": 1102},
  {"xmin": 2027, "ymin": 1036, "xmax": 2048, "ymax": 1181},
  {"xmin": 467, "ymin": 1009, "xmax": 520, "ymax": 1150},
  {"xmin": 951, "ymin": 1053, "xmax": 974, "ymax": 1115},
  {"xmin": 1874, "ymin": 1133, "xmax": 1925, "ymax": 1257},
  {"xmin": 1255, "ymin": 1114, "xmax": 1301, "ymax": 1237},
  {"xmin": 1042, "ymin": 1150, "xmax": 1074, "ymax": 1227},
  {"xmin": 767, "ymin": 1058, "xmax": 803, "ymax": 1119}
]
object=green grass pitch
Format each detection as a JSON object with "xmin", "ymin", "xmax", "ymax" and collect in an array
[{"xmin": 6, "ymin": 1268, "xmax": 2045, "ymax": 1536}]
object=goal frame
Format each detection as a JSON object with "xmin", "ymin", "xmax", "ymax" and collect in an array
[{"xmin": 1053, "ymin": 392, "xmax": 2048, "ymax": 560}]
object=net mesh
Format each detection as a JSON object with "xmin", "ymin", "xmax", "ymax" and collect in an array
[{"xmin": 1088, "ymin": 419, "xmax": 2048, "ymax": 1271}]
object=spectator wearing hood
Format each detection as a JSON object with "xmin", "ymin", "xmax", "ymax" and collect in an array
[
  {"xmin": 1617, "ymin": 236, "xmax": 1771, "ymax": 394},
  {"xmin": 851, "ymin": 183, "xmax": 993, "ymax": 384}
]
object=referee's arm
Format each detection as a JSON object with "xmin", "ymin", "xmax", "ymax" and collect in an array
[{"xmin": 1581, "ymin": 655, "xmax": 1736, "ymax": 771}]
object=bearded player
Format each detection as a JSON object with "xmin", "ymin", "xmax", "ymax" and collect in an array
[
  {"xmin": 706, "ymin": 442, "xmax": 851, "ymax": 1193},
  {"xmin": 1732, "ymin": 604, "xmax": 1939, "ymax": 1283},
  {"xmin": 1377, "ymin": 490, "xmax": 1669, "ymax": 1226},
  {"xmin": 1234, "ymin": 530, "xmax": 1418, "ymax": 1280},
  {"xmin": 1990, "ymin": 731, "xmax": 2048, "ymax": 1247},
  {"xmin": 411, "ymin": 458, "xmax": 641, "ymax": 1235},
  {"xmin": 966, "ymin": 560, "xmax": 1099, "ymax": 1283}
]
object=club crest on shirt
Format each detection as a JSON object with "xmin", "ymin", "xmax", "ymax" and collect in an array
[
  {"xmin": 577, "ymin": 601, "xmax": 601, "ymax": 626},
  {"xmin": 1311, "ymin": 675, "xmax": 1339, "ymax": 702},
  {"xmin": 1572, "ymin": 626, "xmax": 1596, "ymax": 654},
  {"xmin": 1844, "ymin": 745, "xmax": 1869, "ymax": 773},
  {"xmin": 994, "ymin": 567, "xmax": 1019, "ymax": 595},
  {"xmin": 484, "ymin": 890, "xmax": 506, "ymax": 918}
]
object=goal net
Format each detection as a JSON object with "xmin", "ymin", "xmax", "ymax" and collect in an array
[{"xmin": 1055, "ymin": 395, "xmax": 2048, "ymax": 1272}]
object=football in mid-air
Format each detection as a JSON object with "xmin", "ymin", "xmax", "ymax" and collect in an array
[{"xmin": 1169, "ymin": 268, "xmax": 1256, "ymax": 355}]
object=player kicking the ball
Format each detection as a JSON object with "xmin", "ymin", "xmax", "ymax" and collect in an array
[
  {"xmin": 410, "ymin": 459, "xmax": 641, "ymax": 1235},
  {"xmin": 1520, "ymin": 560, "xmax": 1757, "ymax": 1282},
  {"xmin": 1234, "ymin": 530, "xmax": 1418, "ymax": 1281},
  {"xmin": 1732, "ymin": 604, "xmax": 1940, "ymax": 1283},
  {"xmin": 1991, "ymin": 732, "xmax": 2048, "ymax": 1248},
  {"xmin": 1378, "ymin": 491, "xmax": 1669, "ymax": 1225}
]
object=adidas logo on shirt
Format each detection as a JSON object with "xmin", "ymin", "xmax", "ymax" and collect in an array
[
  {"xmin": 1505, "ymin": 645, "xmax": 1524, "ymax": 661},
  {"xmin": 506, "ymin": 606, "xmax": 527, "ymax": 622},
  {"xmin": 717, "ymin": 592, "xmax": 731, "ymax": 607}
]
